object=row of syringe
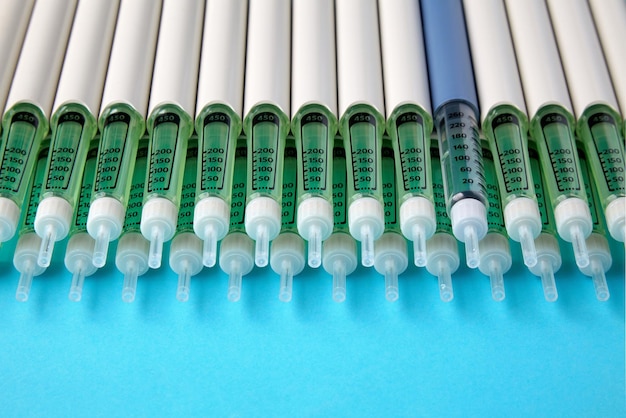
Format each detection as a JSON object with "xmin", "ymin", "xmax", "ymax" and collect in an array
[
  {"xmin": 0, "ymin": 0, "xmax": 624, "ymax": 301},
  {"xmin": 9, "ymin": 127, "xmax": 617, "ymax": 304}
]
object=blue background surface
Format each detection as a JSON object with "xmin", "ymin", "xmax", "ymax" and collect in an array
[{"xmin": 0, "ymin": 235, "xmax": 623, "ymax": 417}]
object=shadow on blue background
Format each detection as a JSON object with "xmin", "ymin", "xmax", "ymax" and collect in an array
[{"xmin": 0, "ymin": 235, "xmax": 623, "ymax": 417}]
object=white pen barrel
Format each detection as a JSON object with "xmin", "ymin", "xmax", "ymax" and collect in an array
[
  {"xmin": 148, "ymin": 0, "xmax": 204, "ymax": 116},
  {"xmin": 291, "ymin": 0, "xmax": 337, "ymax": 118},
  {"xmin": 379, "ymin": 0, "xmax": 431, "ymax": 117},
  {"xmin": 336, "ymin": 0, "xmax": 385, "ymax": 117},
  {"xmin": 196, "ymin": 0, "xmax": 248, "ymax": 118},
  {"xmin": 53, "ymin": 0, "xmax": 120, "ymax": 116},
  {"xmin": 547, "ymin": 0, "xmax": 619, "ymax": 118},
  {"xmin": 5, "ymin": 0, "xmax": 77, "ymax": 117},
  {"xmin": 100, "ymin": 0, "xmax": 163, "ymax": 117},
  {"xmin": 464, "ymin": 0, "xmax": 526, "ymax": 120},
  {"xmin": 0, "ymin": 0, "xmax": 34, "ymax": 114},
  {"xmin": 243, "ymin": 0, "xmax": 291, "ymax": 115},
  {"xmin": 504, "ymin": 0, "xmax": 572, "ymax": 117}
]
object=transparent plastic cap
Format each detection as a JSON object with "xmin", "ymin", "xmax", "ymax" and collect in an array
[
  {"xmin": 169, "ymin": 232, "xmax": 203, "ymax": 302},
  {"xmin": 348, "ymin": 197, "xmax": 384, "ymax": 267},
  {"xmin": 115, "ymin": 232, "xmax": 150, "ymax": 303},
  {"xmin": 399, "ymin": 196, "xmax": 436, "ymax": 267},
  {"xmin": 65, "ymin": 233, "xmax": 98, "ymax": 302},
  {"xmin": 0, "ymin": 197, "xmax": 20, "ymax": 243},
  {"xmin": 13, "ymin": 233, "xmax": 47, "ymax": 302},
  {"xmin": 605, "ymin": 197, "xmax": 626, "ymax": 242},
  {"xmin": 34, "ymin": 196, "xmax": 74, "ymax": 268},
  {"xmin": 193, "ymin": 196, "xmax": 230, "ymax": 267},
  {"xmin": 504, "ymin": 197, "xmax": 542, "ymax": 267},
  {"xmin": 140, "ymin": 197, "xmax": 178, "ymax": 269},
  {"xmin": 270, "ymin": 232, "xmax": 306, "ymax": 302},
  {"xmin": 244, "ymin": 196, "xmax": 281, "ymax": 268},
  {"xmin": 478, "ymin": 233, "xmax": 512, "ymax": 302},
  {"xmin": 554, "ymin": 197, "xmax": 592, "ymax": 269},
  {"xmin": 297, "ymin": 197, "xmax": 334, "ymax": 268},
  {"xmin": 374, "ymin": 233, "xmax": 408, "ymax": 302},
  {"xmin": 322, "ymin": 233, "xmax": 358, "ymax": 303},
  {"xmin": 425, "ymin": 233, "xmax": 460, "ymax": 302},
  {"xmin": 528, "ymin": 233, "xmax": 562, "ymax": 302},
  {"xmin": 580, "ymin": 233, "xmax": 612, "ymax": 302},
  {"xmin": 219, "ymin": 232, "xmax": 255, "ymax": 302},
  {"xmin": 87, "ymin": 197, "xmax": 125, "ymax": 268},
  {"xmin": 450, "ymin": 198, "xmax": 488, "ymax": 269}
]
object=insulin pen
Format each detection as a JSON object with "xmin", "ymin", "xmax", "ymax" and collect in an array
[
  {"xmin": 479, "ymin": 140, "xmax": 512, "ymax": 302},
  {"xmin": 87, "ymin": 0, "xmax": 162, "ymax": 268},
  {"xmin": 242, "ymin": 0, "xmax": 291, "ymax": 268},
  {"xmin": 336, "ymin": 0, "xmax": 386, "ymax": 267},
  {"xmin": 588, "ymin": 0, "xmax": 626, "ymax": 138},
  {"xmin": 65, "ymin": 142, "xmax": 100, "ymax": 302},
  {"xmin": 576, "ymin": 139, "xmax": 611, "ymax": 301},
  {"xmin": 528, "ymin": 141, "xmax": 562, "ymax": 302},
  {"xmin": 0, "ymin": 0, "xmax": 34, "ymax": 121},
  {"xmin": 427, "ymin": 144, "xmax": 460, "ymax": 302},
  {"xmin": 116, "ymin": 139, "xmax": 150, "ymax": 303},
  {"xmin": 291, "ymin": 0, "xmax": 338, "ymax": 268},
  {"xmin": 379, "ymin": 0, "xmax": 435, "ymax": 267},
  {"xmin": 505, "ymin": 0, "xmax": 592, "ymax": 268},
  {"xmin": 464, "ymin": 0, "xmax": 541, "ymax": 267},
  {"xmin": 193, "ymin": 0, "xmax": 248, "ymax": 268},
  {"xmin": 171, "ymin": 140, "xmax": 203, "ymax": 302},
  {"xmin": 0, "ymin": 0, "xmax": 76, "ymax": 246},
  {"xmin": 14, "ymin": 141, "xmax": 49, "ymax": 302},
  {"xmin": 375, "ymin": 142, "xmax": 408, "ymax": 302},
  {"xmin": 140, "ymin": 0, "xmax": 204, "ymax": 269},
  {"xmin": 547, "ymin": 0, "xmax": 625, "ymax": 243},
  {"xmin": 421, "ymin": 0, "xmax": 488, "ymax": 269},
  {"xmin": 271, "ymin": 140, "xmax": 305, "ymax": 302},
  {"xmin": 35, "ymin": 0, "xmax": 120, "ymax": 267},
  {"xmin": 322, "ymin": 139, "xmax": 358, "ymax": 303},
  {"xmin": 220, "ymin": 140, "xmax": 255, "ymax": 302}
]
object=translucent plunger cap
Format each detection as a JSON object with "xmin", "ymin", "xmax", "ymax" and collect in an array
[
  {"xmin": 400, "ymin": 196, "xmax": 437, "ymax": 267},
  {"xmin": 297, "ymin": 197, "xmax": 334, "ymax": 268},
  {"xmin": 16, "ymin": 262, "xmax": 35, "ymax": 302},
  {"xmin": 13, "ymin": 233, "xmax": 46, "ymax": 302},
  {"xmin": 244, "ymin": 197, "xmax": 282, "ymax": 268},
  {"xmin": 478, "ymin": 234, "xmax": 512, "ymax": 302},
  {"xmin": 579, "ymin": 233, "xmax": 612, "ymax": 302},
  {"xmin": 194, "ymin": 196, "xmax": 230, "ymax": 267},
  {"xmin": 504, "ymin": 197, "xmax": 542, "ymax": 268},
  {"xmin": 87, "ymin": 197, "xmax": 125, "ymax": 268},
  {"xmin": 0, "ymin": 197, "xmax": 20, "ymax": 243},
  {"xmin": 169, "ymin": 233, "xmax": 203, "ymax": 302},
  {"xmin": 425, "ymin": 233, "xmax": 460, "ymax": 302},
  {"xmin": 554, "ymin": 198, "xmax": 592, "ymax": 269},
  {"xmin": 605, "ymin": 197, "xmax": 626, "ymax": 242},
  {"xmin": 65, "ymin": 233, "xmax": 98, "ymax": 302},
  {"xmin": 348, "ymin": 197, "xmax": 385, "ymax": 267},
  {"xmin": 538, "ymin": 259, "xmax": 558, "ymax": 302},
  {"xmin": 122, "ymin": 264, "xmax": 139, "ymax": 303},
  {"xmin": 373, "ymin": 233, "xmax": 408, "ymax": 302},
  {"xmin": 34, "ymin": 196, "xmax": 73, "ymax": 268},
  {"xmin": 528, "ymin": 234, "xmax": 562, "ymax": 302},
  {"xmin": 140, "ymin": 197, "xmax": 178, "ymax": 269},
  {"xmin": 219, "ymin": 232, "xmax": 255, "ymax": 302},
  {"xmin": 270, "ymin": 233, "xmax": 306, "ymax": 303},
  {"xmin": 322, "ymin": 233, "xmax": 358, "ymax": 303},
  {"xmin": 450, "ymin": 198, "xmax": 488, "ymax": 269},
  {"xmin": 115, "ymin": 232, "xmax": 150, "ymax": 303}
]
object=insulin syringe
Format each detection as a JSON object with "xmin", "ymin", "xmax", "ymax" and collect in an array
[
  {"xmin": 528, "ymin": 141, "xmax": 561, "ymax": 302},
  {"xmin": 271, "ymin": 141, "xmax": 305, "ymax": 302},
  {"xmin": 116, "ymin": 139, "xmax": 150, "ymax": 303},
  {"xmin": 291, "ymin": 0, "xmax": 338, "ymax": 268},
  {"xmin": 479, "ymin": 140, "xmax": 512, "ymax": 302},
  {"xmin": 421, "ymin": 0, "xmax": 488, "ymax": 269},
  {"xmin": 588, "ymin": 0, "xmax": 626, "ymax": 138},
  {"xmin": 243, "ymin": 0, "xmax": 291, "ymax": 268},
  {"xmin": 193, "ymin": 0, "xmax": 247, "ymax": 268},
  {"xmin": 427, "ymin": 144, "xmax": 460, "ymax": 302},
  {"xmin": 379, "ymin": 0, "xmax": 435, "ymax": 267},
  {"xmin": 375, "ymin": 142, "xmax": 408, "ymax": 302},
  {"xmin": 220, "ymin": 140, "xmax": 255, "ymax": 302},
  {"xmin": 140, "ymin": 0, "xmax": 204, "ymax": 269},
  {"xmin": 464, "ymin": 0, "xmax": 541, "ymax": 267},
  {"xmin": 14, "ymin": 141, "xmax": 49, "ymax": 302},
  {"xmin": 322, "ymin": 140, "xmax": 358, "ymax": 303},
  {"xmin": 171, "ymin": 140, "xmax": 203, "ymax": 302},
  {"xmin": 0, "ymin": 0, "xmax": 76, "ymax": 246},
  {"xmin": 548, "ymin": 0, "xmax": 625, "ymax": 244},
  {"xmin": 66, "ymin": 142, "xmax": 100, "ymax": 302},
  {"xmin": 336, "ymin": 0, "xmax": 386, "ymax": 267},
  {"xmin": 35, "ymin": 0, "xmax": 120, "ymax": 267},
  {"xmin": 0, "ymin": 0, "xmax": 34, "ymax": 122},
  {"xmin": 577, "ymin": 140, "xmax": 611, "ymax": 301},
  {"xmin": 87, "ymin": 0, "xmax": 162, "ymax": 268},
  {"xmin": 505, "ymin": 0, "xmax": 592, "ymax": 268}
]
